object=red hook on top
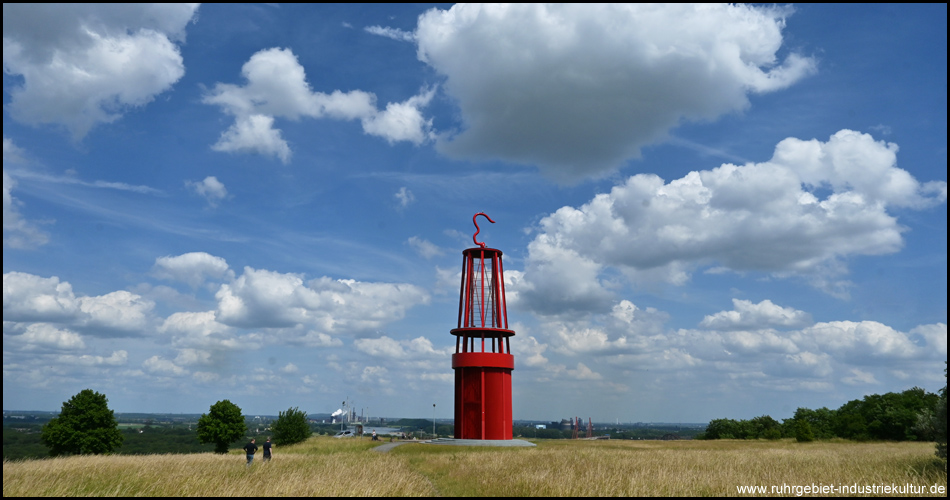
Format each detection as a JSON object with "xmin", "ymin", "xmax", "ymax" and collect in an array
[{"xmin": 473, "ymin": 212, "xmax": 495, "ymax": 248}]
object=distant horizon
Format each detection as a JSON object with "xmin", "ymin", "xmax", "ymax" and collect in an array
[{"xmin": 3, "ymin": 408, "xmax": 708, "ymax": 425}]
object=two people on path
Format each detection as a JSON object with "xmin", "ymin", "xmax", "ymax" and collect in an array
[{"xmin": 243, "ymin": 437, "xmax": 274, "ymax": 467}]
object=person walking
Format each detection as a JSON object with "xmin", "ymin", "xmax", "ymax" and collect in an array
[
  {"xmin": 243, "ymin": 438, "xmax": 258, "ymax": 467},
  {"xmin": 262, "ymin": 437, "xmax": 273, "ymax": 462}
]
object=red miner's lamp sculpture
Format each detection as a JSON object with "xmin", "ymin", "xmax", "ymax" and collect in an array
[{"xmin": 452, "ymin": 213, "xmax": 515, "ymax": 440}]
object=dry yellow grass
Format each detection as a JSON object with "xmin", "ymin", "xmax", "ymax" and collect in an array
[
  {"xmin": 395, "ymin": 439, "xmax": 947, "ymax": 497},
  {"xmin": 3, "ymin": 437, "xmax": 946, "ymax": 496},
  {"xmin": 2, "ymin": 437, "xmax": 433, "ymax": 497}
]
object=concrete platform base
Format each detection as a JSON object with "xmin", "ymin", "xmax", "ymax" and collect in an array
[{"xmin": 424, "ymin": 437, "xmax": 536, "ymax": 447}]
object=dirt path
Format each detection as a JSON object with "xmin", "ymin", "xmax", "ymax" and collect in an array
[{"xmin": 371, "ymin": 441, "xmax": 412, "ymax": 453}]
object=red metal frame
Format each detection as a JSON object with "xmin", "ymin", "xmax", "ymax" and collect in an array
[{"xmin": 451, "ymin": 215, "xmax": 516, "ymax": 440}]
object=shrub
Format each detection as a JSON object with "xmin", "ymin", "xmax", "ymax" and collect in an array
[{"xmin": 272, "ymin": 407, "xmax": 311, "ymax": 446}]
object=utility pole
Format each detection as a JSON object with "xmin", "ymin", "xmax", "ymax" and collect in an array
[{"xmin": 432, "ymin": 403, "xmax": 436, "ymax": 438}]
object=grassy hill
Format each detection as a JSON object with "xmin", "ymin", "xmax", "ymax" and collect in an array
[{"xmin": 2, "ymin": 437, "xmax": 946, "ymax": 496}]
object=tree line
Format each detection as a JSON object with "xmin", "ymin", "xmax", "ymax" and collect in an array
[
  {"xmin": 698, "ymin": 381, "xmax": 947, "ymax": 458},
  {"xmin": 28, "ymin": 391, "xmax": 313, "ymax": 458},
  {"xmin": 5, "ymin": 421, "xmax": 218, "ymax": 461}
]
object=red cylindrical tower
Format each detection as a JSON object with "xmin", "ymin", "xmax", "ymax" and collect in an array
[{"xmin": 452, "ymin": 213, "xmax": 516, "ymax": 440}]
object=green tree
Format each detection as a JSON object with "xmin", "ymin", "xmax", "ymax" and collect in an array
[
  {"xmin": 935, "ymin": 365, "xmax": 947, "ymax": 464},
  {"xmin": 702, "ymin": 418, "xmax": 740, "ymax": 439},
  {"xmin": 789, "ymin": 407, "xmax": 836, "ymax": 440},
  {"xmin": 750, "ymin": 415, "xmax": 782, "ymax": 440},
  {"xmin": 794, "ymin": 419, "xmax": 815, "ymax": 443},
  {"xmin": 834, "ymin": 401, "xmax": 870, "ymax": 441},
  {"xmin": 196, "ymin": 400, "xmax": 247, "ymax": 454},
  {"xmin": 834, "ymin": 388, "xmax": 937, "ymax": 441},
  {"xmin": 271, "ymin": 407, "xmax": 311, "ymax": 446},
  {"xmin": 40, "ymin": 389, "xmax": 123, "ymax": 456},
  {"xmin": 535, "ymin": 428, "xmax": 566, "ymax": 439}
]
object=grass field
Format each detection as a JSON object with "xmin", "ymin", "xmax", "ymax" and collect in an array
[{"xmin": 3, "ymin": 437, "xmax": 946, "ymax": 496}]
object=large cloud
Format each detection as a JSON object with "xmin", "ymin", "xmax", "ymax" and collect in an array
[
  {"xmin": 4, "ymin": 272, "xmax": 82, "ymax": 323},
  {"xmin": 2, "ymin": 4, "xmax": 199, "ymax": 139},
  {"xmin": 6, "ymin": 323, "xmax": 86, "ymax": 351},
  {"xmin": 791, "ymin": 321, "xmax": 924, "ymax": 364},
  {"xmin": 3, "ymin": 271, "xmax": 155, "ymax": 336},
  {"xmin": 77, "ymin": 290, "xmax": 154, "ymax": 333},
  {"xmin": 214, "ymin": 266, "xmax": 430, "ymax": 332},
  {"xmin": 159, "ymin": 311, "xmax": 259, "ymax": 352},
  {"xmin": 528, "ymin": 297, "xmax": 946, "ymax": 393},
  {"xmin": 203, "ymin": 47, "xmax": 435, "ymax": 162},
  {"xmin": 414, "ymin": 4, "xmax": 817, "ymax": 181},
  {"xmin": 518, "ymin": 130, "xmax": 947, "ymax": 311}
]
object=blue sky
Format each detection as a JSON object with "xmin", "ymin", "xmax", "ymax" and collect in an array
[{"xmin": 3, "ymin": 4, "xmax": 946, "ymax": 423}]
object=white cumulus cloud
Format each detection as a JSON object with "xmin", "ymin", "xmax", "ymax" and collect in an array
[
  {"xmin": 280, "ymin": 362, "xmax": 299, "ymax": 374},
  {"xmin": 700, "ymin": 299, "xmax": 813, "ymax": 331},
  {"xmin": 3, "ymin": 271, "xmax": 79, "ymax": 322},
  {"xmin": 528, "ymin": 294, "xmax": 945, "ymax": 398},
  {"xmin": 414, "ymin": 3, "xmax": 817, "ymax": 181},
  {"xmin": 354, "ymin": 335, "xmax": 451, "ymax": 359},
  {"xmin": 153, "ymin": 252, "xmax": 233, "ymax": 288},
  {"xmin": 174, "ymin": 348, "xmax": 213, "ymax": 367},
  {"xmin": 791, "ymin": 321, "xmax": 928, "ymax": 363},
  {"xmin": 77, "ymin": 290, "xmax": 154, "ymax": 333},
  {"xmin": 567, "ymin": 363, "xmax": 602, "ymax": 380},
  {"xmin": 2, "ymin": 4, "xmax": 199, "ymax": 139},
  {"xmin": 214, "ymin": 266, "xmax": 430, "ymax": 332},
  {"xmin": 210, "ymin": 114, "xmax": 293, "ymax": 163},
  {"xmin": 203, "ymin": 47, "xmax": 434, "ymax": 162},
  {"xmin": 4, "ymin": 272, "xmax": 153, "ymax": 337},
  {"xmin": 16, "ymin": 323, "xmax": 86, "ymax": 350},
  {"xmin": 56, "ymin": 350, "xmax": 128, "ymax": 367},
  {"xmin": 518, "ymin": 130, "xmax": 947, "ymax": 310},
  {"xmin": 159, "ymin": 311, "xmax": 252, "ymax": 351},
  {"xmin": 187, "ymin": 176, "xmax": 228, "ymax": 207},
  {"xmin": 143, "ymin": 355, "xmax": 187, "ymax": 376}
]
